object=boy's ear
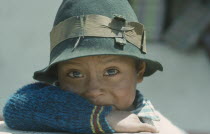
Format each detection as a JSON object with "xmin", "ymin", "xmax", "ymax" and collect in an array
[{"xmin": 137, "ymin": 61, "xmax": 146, "ymax": 83}]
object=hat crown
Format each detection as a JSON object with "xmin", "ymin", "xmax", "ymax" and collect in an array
[
  {"xmin": 53, "ymin": 0, "xmax": 139, "ymax": 26},
  {"xmin": 32, "ymin": 0, "xmax": 163, "ymax": 84}
]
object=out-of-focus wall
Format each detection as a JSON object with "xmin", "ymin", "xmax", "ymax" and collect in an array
[
  {"xmin": 0, "ymin": 0, "xmax": 210, "ymax": 133},
  {"xmin": 0, "ymin": 0, "xmax": 62, "ymax": 118},
  {"xmin": 138, "ymin": 43, "xmax": 210, "ymax": 132}
]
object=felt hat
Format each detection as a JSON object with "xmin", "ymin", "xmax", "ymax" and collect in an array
[{"xmin": 33, "ymin": 0, "xmax": 163, "ymax": 84}]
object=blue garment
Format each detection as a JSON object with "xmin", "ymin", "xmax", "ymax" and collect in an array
[
  {"xmin": 3, "ymin": 82, "xmax": 159, "ymax": 133},
  {"xmin": 3, "ymin": 83, "xmax": 113, "ymax": 133}
]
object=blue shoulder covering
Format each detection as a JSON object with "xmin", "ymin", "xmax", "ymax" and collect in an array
[{"xmin": 3, "ymin": 83, "xmax": 114, "ymax": 133}]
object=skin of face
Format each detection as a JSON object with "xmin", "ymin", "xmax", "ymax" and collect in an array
[{"xmin": 57, "ymin": 55, "xmax": 146, "ymax": 110}]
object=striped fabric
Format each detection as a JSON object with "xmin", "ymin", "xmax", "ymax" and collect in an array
[
  {"xmin": 136, "ymin": 99, "xmax": 161, "ymax": 129},
  {"xmin": 132, "ymin": 90, "xmax": 160, "ymax": 125},
  {"xmin": 90, "ymin": 106, "xmax": 106, "ymax": 133},
  {"xmin": 137, "ymin": 99, "xmax": 160, "ymax": 121}
]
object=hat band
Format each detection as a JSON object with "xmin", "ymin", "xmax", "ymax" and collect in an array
[{"xmin": 50, "ymin": 14, "xmax": 147, "ymax": 53}]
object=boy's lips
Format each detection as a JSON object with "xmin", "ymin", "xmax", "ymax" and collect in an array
[
  {"xmin": 89, "ymin": 98, "xmax": 102, "ymax": 105},
  {"xmin": 88, "ymin": 97, "xmax": 108, "ymax": 106}
]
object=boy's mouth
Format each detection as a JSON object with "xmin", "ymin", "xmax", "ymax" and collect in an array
[
  {"xmin": 89, "ymin": 98, "xmax": 103, "ymax": 105},
  {"xmin": 88, "ymin": 98, "xmax": 119, "ymax": 110},
  {"xmin": 88, "ymin": 97, "xmax": 108, "ymax": 106}
]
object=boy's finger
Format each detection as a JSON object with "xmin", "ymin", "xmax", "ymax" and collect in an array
[{"xmin": 139, "ymin": 123, "xmax": 159, "ymax": 133}]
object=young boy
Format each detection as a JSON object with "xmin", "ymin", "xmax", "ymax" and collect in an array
[{"xmin": 3, "ymin": 0, "xmax": 187, "ymax": 133}]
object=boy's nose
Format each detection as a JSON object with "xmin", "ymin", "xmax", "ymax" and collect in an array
[{"xmin": 84, "ymin": 75, "xmax": 104, "ymax": 98}]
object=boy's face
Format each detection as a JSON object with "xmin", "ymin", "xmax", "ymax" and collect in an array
[{"xmin": 58, "ymin": 55, "xmax": 145, "ymax": 110}]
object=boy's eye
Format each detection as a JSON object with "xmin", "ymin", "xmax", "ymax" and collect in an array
[
  {"xmin": 68, "ymin": 71, "xmax": 84, "ymax": 78},
  {"xmin": 104, "ymin": 69, "xmax": 119, "ymax": 76}
]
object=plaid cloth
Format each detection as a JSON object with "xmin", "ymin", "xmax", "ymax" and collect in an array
[
  {"xmin": 137, "ymin": 99, "xmax": 160, "ymax": 121},
  {"xmin": 132, "ymin": 90, "xmax": 160, "ymax": 127},
  {"xmin": 137, "ymin": 99, "xmax": 160, "ymax": 128},
  {"xmin": 163, "ymin": 0, "xmax": 210, "ymax": 50}
]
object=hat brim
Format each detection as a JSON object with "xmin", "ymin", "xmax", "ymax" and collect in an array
[{"xmin": 33, "ymin": 37, "xmax": 163, "ymax": 84}]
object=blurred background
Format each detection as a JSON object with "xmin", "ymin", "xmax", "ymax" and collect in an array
[{"xmin": 0, "ymin": 0, "xmax": 210, "ymax": 133}]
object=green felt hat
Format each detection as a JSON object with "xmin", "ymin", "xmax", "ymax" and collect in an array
[{"xmin": 33, "ymin": 0, "xmax": 163, "ymax": 84}]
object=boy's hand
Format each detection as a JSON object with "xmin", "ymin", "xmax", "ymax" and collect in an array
[{"xmin": 106, "ymin": 110, "xmax": 159, "ymax": 133}]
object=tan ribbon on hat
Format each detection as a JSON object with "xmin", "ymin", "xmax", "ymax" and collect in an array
[{"xmin": 50, "ymin": 14, "xmax": 147, "ymax": 54}]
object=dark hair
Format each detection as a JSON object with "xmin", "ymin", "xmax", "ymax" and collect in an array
[{"xmin": 135, "ymin": 59, "xmax": 143, "ymax": 73}]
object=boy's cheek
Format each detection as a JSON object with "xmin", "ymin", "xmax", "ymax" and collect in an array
[{"xmin": 113, "ymin": 91, "xmax": 136, "ymax": 110}]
